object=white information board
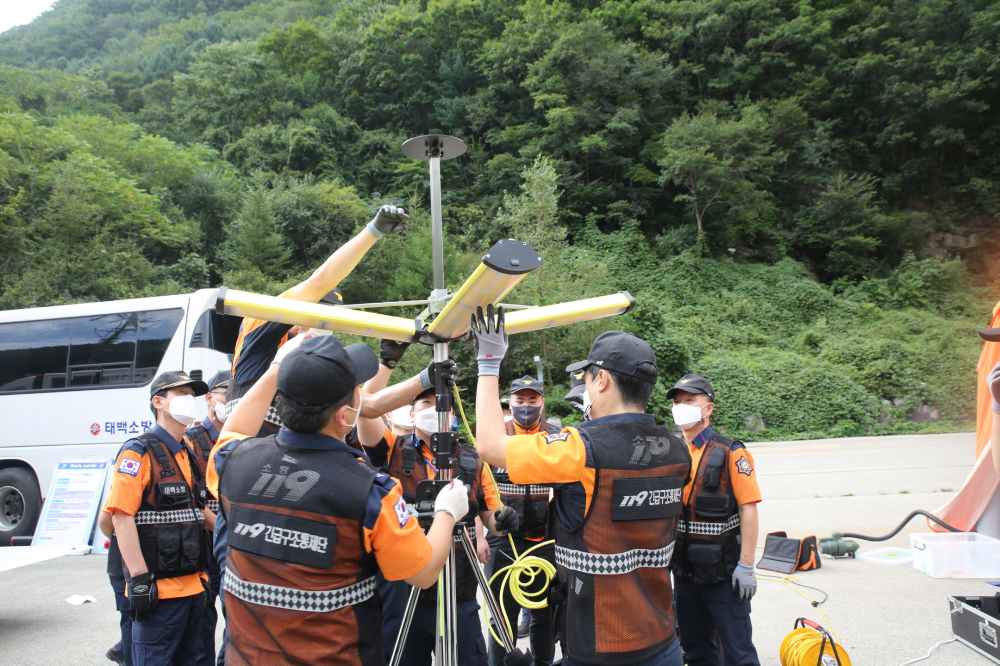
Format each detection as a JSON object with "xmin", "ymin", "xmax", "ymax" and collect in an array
[{"xmin": 32, "ymin": 461, "xmax": 109, "ymax": 547}]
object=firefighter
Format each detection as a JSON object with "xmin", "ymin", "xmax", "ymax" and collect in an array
[
  {"xmin": 486, "ymin": 377, "xmax": 559, "ymax": 666},
  {"xmin": 667, "ymin": 375, "xmax": 761, "ymax": 666},
  {"xmin": 214, "ymin": 334, "xmax": 469, "ymax": 666},
  {"xmin": 183, "ymin": 371, "xmax": 230, "ymax": 666},
  {"xmin": 225, "ymin": 204, "xmax": 410, "ymax": 433},
  {"xmin": 472, "ymin": 306, "xmax": 691, "ymax": 666},
  {"xmin": 103, "ymin": 371, "xmax": 213, "ymax": 666}
]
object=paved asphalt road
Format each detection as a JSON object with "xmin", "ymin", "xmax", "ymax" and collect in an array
[{"xmin": 0, "ymin": 431, "xmax": 995, "ymax": 665}]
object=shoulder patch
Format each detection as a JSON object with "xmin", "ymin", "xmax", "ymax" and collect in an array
[
  {"xmin": 117, "ymin": 458, "xmax": 141, "ymax": 477},
  {"xmin": 735, "ymin": 455, "xmax": 753, "ymax": 476},
  {"xmin": 393, "ymin": 497, "xmax": 410, "ymax": 528},
  {"xmin": 543, "ymin": 431, "xmax": 571, "ymax": 444}
]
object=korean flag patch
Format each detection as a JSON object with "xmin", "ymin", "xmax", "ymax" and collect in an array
[
  {"xmin": 117, "ymin": 458, "xmax": 141, "ymax": 477},
  {"xmin": 735, "ymin": 456, "xmax": 753, "ymax": 476},
  {"xmin": 393, "ymin": 497, "xmax": 410, "ymax": 528}
]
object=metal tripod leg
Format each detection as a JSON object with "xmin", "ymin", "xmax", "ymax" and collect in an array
[
  {"xmin": 458, "ymin": 525, "xmax": 517, "ymax": 653},
  {"xmin": 389, "ymin": 585, "xmax": 423, "ymax": 666}
]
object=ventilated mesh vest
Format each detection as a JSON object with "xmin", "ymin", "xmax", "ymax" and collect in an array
[
  {"xmin": 219, "ymin": 434, "xmax": 381, "ymax": 666},
  {"xmin": 554, "ymin": 420, "xmax": 690, "ymax": 665},
  {"xmin": 672, "ymin": 435, "xmax": 742, "ymax": 585}
]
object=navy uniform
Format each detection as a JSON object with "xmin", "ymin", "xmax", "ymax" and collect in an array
[{"xmin": 667, "ymin": 375, "xmax": 762, "ymax": 666}]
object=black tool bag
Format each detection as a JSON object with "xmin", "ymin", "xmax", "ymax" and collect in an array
[{"xmin": 757, "ymin": 531, "xmax": 822, "ymax": 574}]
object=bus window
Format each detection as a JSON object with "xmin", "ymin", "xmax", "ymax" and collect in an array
[
  {"xmin": 68, "ymin": 313, "xmax": 138, "ymax": 386},
  {"xmin": 0, "ymin": 308, "xmax": 184, "ymax": 393},
  {"xmin": 188, "ymin": 310, "xmax": 240, "ymax": 355},
  {"xmin": 135, "ymin": 309, "xmax": 185, "ymax": 384},
  {"xmin": 0, "ymin": 319, "xmax": 73, "ymax": 392}
]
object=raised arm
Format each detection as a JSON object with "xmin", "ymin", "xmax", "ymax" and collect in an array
[
  {"xmin": 470, "ymin": 306, "xmax": 511, "ymax": 468},
  {"xmin": 361, "ymin": 358, "xmax": 458, "ymax": 419},
  {"xmin": 288, "ymin": 206, "xmax": 409, "ymax": 303}
]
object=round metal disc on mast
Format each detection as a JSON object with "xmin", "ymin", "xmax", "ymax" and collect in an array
[{"xmin": 400, "ymin": 134, "xmax": 468, "ymax": 161}]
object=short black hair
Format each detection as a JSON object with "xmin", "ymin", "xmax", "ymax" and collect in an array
[
  {"xmin": 150, "ymin": 389, "xmax": 166, "ymax": 416},
  {"xmin": 275, "ymin": 390, "xmax": 355, "ymax": 434},
  {"xmin": 586, "ymin": 363, "xmax": 656, "ymax": 410}
]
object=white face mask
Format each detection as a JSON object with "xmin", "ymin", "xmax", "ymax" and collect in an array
[
  {"xmin": 166, "ymin": 394, "xmax": 200, "ymax": 427},
  {"xmin": 672, "ymin": 402, "xmax": 704, "ymax": 429},
  {"xmin": 582, "ymin": 382, "xmax": 600, "ymax": 418},
  {"xmin": 503, "ymin": 415, "xmax": 514, "ymax": 423},
  {"xmin": 344, "ymin": 393, "xmax": 363, "ymax": 430},
  {"xmin": 413, "ymin": 408, "xmax": 445, "ymax": 435}
]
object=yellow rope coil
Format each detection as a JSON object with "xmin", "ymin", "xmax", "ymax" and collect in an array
[
  {"xmin": 780, "ymin": 627, "xmax": 852, "ymax": 666},
  {"xmin": 452, "ymin": 385, "xmax": 556, "ymax": 647}
]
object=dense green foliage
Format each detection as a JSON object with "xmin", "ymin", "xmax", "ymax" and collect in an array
[{"xmin": 2, "ymin": 0, "xmax": 997, "ymax": 439}]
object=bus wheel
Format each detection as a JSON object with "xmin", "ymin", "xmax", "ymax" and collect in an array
[{"xmin": 0, "ymin": 467, "xmax": 41, "ymax": 543}]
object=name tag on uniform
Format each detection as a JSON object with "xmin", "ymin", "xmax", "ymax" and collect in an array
[
  {"xmin": 229, "ymin": 504, "xmax": 337, "ymax": 568},
  {"xmin": 611, "ymin": 477, "xmax": 683, "ymax": 522}
]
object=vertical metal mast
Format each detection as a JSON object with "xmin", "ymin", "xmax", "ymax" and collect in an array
[{"xmin": 401, "ymin": 134, "xmax": 468, "ymax": 666}]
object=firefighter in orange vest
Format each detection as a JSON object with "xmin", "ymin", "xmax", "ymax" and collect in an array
[
  {"xmin": 667, "ymin": 374, "xmax": 761, "ymax": 666},
  {"xmin": 103, "ymin": 371, "xmax": 213, "ymax": 666},
  {"xmin": 486, "ymin": 377, "xmax": 559, "ymax": 666},
  {"xmin": 214, "ymin": 335, "xmax": 469, "ymax": 666},
  {"xmin": 472, "ymin": 306, "xmax": 691, "ymax": 666}
]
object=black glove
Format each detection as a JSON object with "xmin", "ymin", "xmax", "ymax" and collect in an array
[
  {"xmin": 128, "ymin": 572, "xmax": 159, "ymax": 622},
  {"xmin": 201, "ymin": 575, "xmax": 213, "ymax": 606},
  {"xmin": 380, "ymin": 339, "xmax": 410, "ymax": 369},
  {"xmin": 494, "ymin": 506, "xmax": 520, "ymax": 535},
  {"xmin": 420, "ymin": 358, "xmax": 459, "ymax": 390},
  {"xmin": 565, "ymin": 392, "xmax": 584, "ymax": 413}
]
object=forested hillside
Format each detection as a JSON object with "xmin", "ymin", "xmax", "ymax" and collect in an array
[{"xmin": 1, "ymin": 0, "xmax": 997, "ymax": 440}]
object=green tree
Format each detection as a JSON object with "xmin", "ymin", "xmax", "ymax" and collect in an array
[
  {"xmin": 220, "ymin": 188, "xmax": 292, "ymax": 279},
  {"xmin": 657, "ymin": 105, "xmax": 785, "ymax": 240}
]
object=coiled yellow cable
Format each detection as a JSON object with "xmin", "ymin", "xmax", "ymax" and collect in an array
[
  {"xmin": 779, "ymin": 625, "xmax": 852, "ymax": 666},
  {"xmin": 452, "ymin": 385, "xmax": 557, "ymax": 647}
]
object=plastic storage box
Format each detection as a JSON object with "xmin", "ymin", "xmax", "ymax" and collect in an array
[{"xmin": 910, "ymin": 533, "xmax": 1000, "ymax": 578}]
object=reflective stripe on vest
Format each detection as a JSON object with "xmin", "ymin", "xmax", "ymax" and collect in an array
[
  {"xmin": 206, "ymin": 499, "xmax": 220, "ymax": 513},
  {"xmin": 224, "ymin": 567, "xmax": 376, "ymax": 613},
  {"xmin": 223, "ymin": 397, "xmax": 283, "ymax": 426},
  {"xmin": 134, "ymin": 508, "xmax": 205, "ymax": 525},
  {"xmin": 555, "ymin": 542, "xmax": 675, "ymax": 575},
  {"xmin": 496, "ymin": 483, "xmax": 550, "ymax": 497},
  {"xmin": 676, "ymin": 514, "xmax": 740, "ymax": 536}
]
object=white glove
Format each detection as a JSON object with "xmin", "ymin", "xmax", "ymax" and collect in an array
[
  {"xmin": 434, "ymin": 479, "xmax": 469, "ymax": 521},
  {"xmin": 271, "ymin": 332, "xmax": 309, "ymax": 366}
]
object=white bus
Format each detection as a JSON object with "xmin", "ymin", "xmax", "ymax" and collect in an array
[{"xmin": 0, "ymin": 289, "xmax": 240, "ymax": 541}]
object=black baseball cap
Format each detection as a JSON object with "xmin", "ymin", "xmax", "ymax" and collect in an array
[
  {"xmin": 500, "ymin": 394, "xmax": 511, "ymax": 409},
  {"xmin": 564, "ymin": 366, "xmax": 586, "ymax": 400},
  {"xmin": 207, "ymin": 371, "xmax": 231, "ymax": 391},
  {"xmin": 510, "ymin": 376, "xmax": 544, "ymax": 397},
  {"xmin": 665, "ymin": 374, "xmax": 715, "ymax": 402},
  {"xmin": 320, "ymin": 287, "xmax": 344, "ymax": 306},
  {"xmin": 565, "ymin": 331, "xmax": 657, "ymax": 383},
  {"xmin": 277, "ymin": 336, "xmax": 379, "ymax": 410},
  {"xmin": 150, "ymin": 371, "xmax": 209, "ymax": 398}
]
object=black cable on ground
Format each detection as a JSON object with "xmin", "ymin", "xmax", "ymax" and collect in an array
[{"xmin": 842, "ymin": 510, "xmax": 960, "ymax": 542}]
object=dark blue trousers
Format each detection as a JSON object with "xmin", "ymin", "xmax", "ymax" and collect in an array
[
  {"xmin": 131, "ymin": 593, "xmax": 205, "ymax": 666},
  {"xmin": 379, "ymin": 572, "xmax": 411, "ymax": 660},
  {"xmin": 674, "ymin": 578, "xmax": 760, "ymax": 666},
  {"xmin": 562, "ymin": 639, "xmax": 682, "ymax": 666},
  {"xmin": 110, "ymin": 575, "xmax": 133, "ymax": 666},
  {"xmin": 400, "ymin": 599, "xmax": 488, "ymax": 666},
  {"xmin": 214, "ymin": 514, "xmax": 228, "ymax": 666},
  {"xmin": 197, "ymin": 559, "xmax": 221, "ymax": 666}
]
